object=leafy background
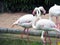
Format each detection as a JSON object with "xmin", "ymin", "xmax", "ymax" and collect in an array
[{"xmin": 0, "ymin": 0, "xmax": 60, "ymax": 13}]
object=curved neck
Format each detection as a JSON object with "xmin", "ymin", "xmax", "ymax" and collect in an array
[
  {"xmin": 32, "ymin": 8, "xmax": 41, "ymax": 29},
  {"xmin": 37, "ymin": 9, "xmax": 41, "ymax": 17},
  {"xmin": 32, "ymin": 16, "xmax": 41, "ymax": 29}
]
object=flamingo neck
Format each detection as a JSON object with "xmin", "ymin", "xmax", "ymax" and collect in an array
[
  {"xmin": 32, "ymin": 16, "xmax": 41, "ymax": 29},
  {"xmin": 32, "ymin": 7, "xmax": 42, "ymax": 28},
  {"xmin": 37, "ymin": 8, "xmax": 41, "ymax": 17}
]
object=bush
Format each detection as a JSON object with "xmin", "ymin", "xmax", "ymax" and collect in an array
[
  {"xmin": 0, "ymin": 0, "xmax": 60, "ymax": 13},
  {"xmin": 0, "ymin": 0, "xmax": 45, "ymax": 13}
]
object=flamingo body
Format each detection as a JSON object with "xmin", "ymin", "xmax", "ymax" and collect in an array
[
  {"xmin": 33, "ymin": 19, "xmax": 56, "ymax": 30},
  {"xmin": 13, "ymin": 14, "xmax": 36, "ymax": 28}
]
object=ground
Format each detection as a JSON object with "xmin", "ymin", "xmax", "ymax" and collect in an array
[{"xmin": 0, "ymin": 13, "xmax": 27, "ymax": 29}]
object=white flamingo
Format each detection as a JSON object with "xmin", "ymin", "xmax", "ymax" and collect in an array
[
  {"xmin": 32, "ymin": 11, "xmax": 60, "ymax": 43},
  {"xmin": 11, "ymin": 7, "xmax": 46, "ymax": 39},
  {"xmin": 49, "ymin": 4, "xmax": 60, "ymax": 27}
]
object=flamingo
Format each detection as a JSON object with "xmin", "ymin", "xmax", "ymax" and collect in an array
[
  {"xmin": 11, "ymin": 7, "xmax": 46, "ymax": 39},
  {"xmin": 49, "ymin": 4, "xmax": 60, "ymax": 28},
  {"xmin": 32, "ymin": 11, "xmax": 60, "ymax": 44}
]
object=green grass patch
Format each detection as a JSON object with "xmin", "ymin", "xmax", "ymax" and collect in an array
[
  {"xmin": 0, "ymin": 33, "xmax": 53, "ymax": 45},
  {"xmin": 0, "ymin": 38, "xmax": 43, "ymax": 45}
]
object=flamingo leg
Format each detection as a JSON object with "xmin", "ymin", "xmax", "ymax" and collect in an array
[
  {"xmin": 55, "ymin": 17, "xmax": 60, "ymax": 45},
  {"xmin": 43, "ymin": 31, "xmax": 47, "ymax": 45},
  {"xmin": 59, "ymin": 20, "xmax": 60, "ymax": 29},
  {"xmin": 47, "ymin": 32, "xmax": 51, "ymax": 45},
  {"xmin": 26, "ymin": 28, "xmax": 29, "ymax": 40},
  {"xmin": 41, "ymin": 31, "xmax": 46, "ymax": 45},
  {"xmin": 21, "ymin": 28, "xmax": 26, "ymax": 39},
  {"xmin": 56, "ymin": 31, "xmax": 58, "ymax": 45},
  {"xmin": 56, "ymin": 17, "xmax": 58, "ymax": 24},
  {"xmin": 56, "ymin": 17, "xmax": 60, "ymax": 29}
]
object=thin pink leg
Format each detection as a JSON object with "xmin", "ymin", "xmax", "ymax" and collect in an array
[
  {"xmin": 56, "ymin": 17, "xmax": 60, "ymax": 29},
  {"xmin": 21, "ymin": 28, "xmax": 26, "ymax": 38},
  {"xmin": 26, "ymin": 28, "xmax": 29, "ymax": 40},
  {"xmin": 59, "ymin": 21, "xmax": 60, "ymax": 29},
  {"xmin": 47, "ymin": 32, "xmax": 51, "ymax": 45},
  {"xmin": 56, "ymin": 17, "xmax": 59, "ymax": 28},
  {"xmin": 56, "ymin": 17, "xmax": 58, "ymax": 24},
  {"xmin": 43, "ymin": 37, "xmax": 46, "ymax": 45},
  {"xmin": 43, "ymin": 32, "xmax": 47, "ymax": 45},
  {"xmin": 44, "ymin": 32, "xmax": 51, "ymax": 45},
  {"xmin": 59, "ymin": 25, "xmax": 60, "ymax": 29},
  {"xmin": 56, "ymin": 31, "xmax": 59, "ymax": 45},
  {"xmin": 48, "ymin": 37, "xmax": 51, "ymax": 45}
]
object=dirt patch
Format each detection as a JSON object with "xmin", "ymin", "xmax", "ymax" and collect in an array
[{"xmin": 0, "ymin": 13, "xmax": 27, "ymax": 29}]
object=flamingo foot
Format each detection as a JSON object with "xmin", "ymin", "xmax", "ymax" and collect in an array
[
  {"xmin": 41, "ymin": 36, "xmax": 46, "ymax": 45},
  {"xmin": 41, "ymin": 31, "xmax": 47, "ymax": 45},
  {"xmin": 43, "ymin": 37, "xmax": 46, "ymax": 45},
  {"xmin": 45, "ymin": 31, "xmax": 51, "ymax": 45},
  {"xmin": 21, "ymin": 34, "xmax": 24, "ymax": 39},
  {"xmin": 48, "ymin": 37, "xmax": 51, "ymax": 45}
]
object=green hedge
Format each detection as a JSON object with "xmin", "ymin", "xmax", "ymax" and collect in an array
[
  {"xmin": 0, "ymin": 0, "xmax": 60, "ymax": 13},
  {"xmin": 0, "ymin": 0, "xmax": 44, "ymax": 13}
]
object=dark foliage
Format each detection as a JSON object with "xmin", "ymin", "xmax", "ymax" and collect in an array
[{"xmin": 0, "ymin": 0, "xmax": 60, "ymax": 13}]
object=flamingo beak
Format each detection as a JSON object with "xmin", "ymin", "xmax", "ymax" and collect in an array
[
  {"xmin": 43, "ymin": 12, "xmax": 46, "ymax": 15},
  {"xmin": 32, "ymin": 10, "xmax": 36, "ymax": 16},
  {"xmin": 40, "ymin": 8, "xmax": 46, "ymax": 15},
  {"xmin": 42, "ymin": 9, "xmax": 46, "ymax": 15}
]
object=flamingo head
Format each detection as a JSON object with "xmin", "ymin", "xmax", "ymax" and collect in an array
[
  {"xmin": 39, "ymin": 6, "xmax": 46, "ymax": 15},
  {"xmin": 32, "ymin": 7, "xmax": 39, "ymax": 16}
]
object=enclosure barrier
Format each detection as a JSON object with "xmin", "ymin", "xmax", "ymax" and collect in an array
[{"xmin": 0, "ymin": 27, "xmax": 60, "ymax": 37}]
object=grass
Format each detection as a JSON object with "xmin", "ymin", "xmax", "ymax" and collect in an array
[
  {"xmin": 0, "ymin": 33, "xmax": 56, "ymax": 45},
  {"xmin": 0, "ymin": 38, "xmax": 42, "ymax": 45}
]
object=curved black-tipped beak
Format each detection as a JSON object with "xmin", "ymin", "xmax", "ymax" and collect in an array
[
  {"xmin": 43, "ymin": 13, "xmax": 46, "ymax": 15},
  {"xmin": 32, "ymin": 11, "xmax": 36, "ymax": 16}
]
